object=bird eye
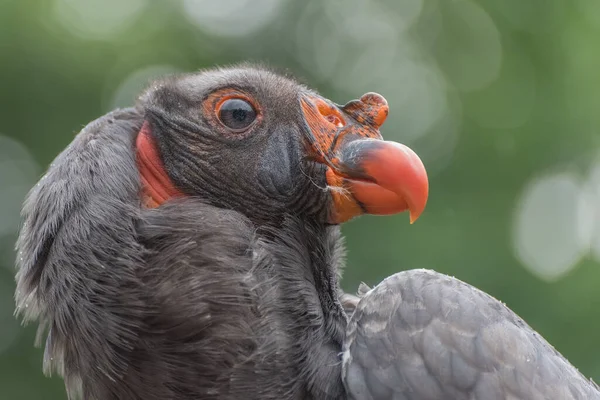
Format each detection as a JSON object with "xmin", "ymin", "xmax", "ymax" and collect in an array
[{"xmin": 217, "ymin": 98, "xmax": 257, "ymax": 132}]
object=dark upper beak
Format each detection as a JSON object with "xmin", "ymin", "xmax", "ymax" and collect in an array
[{"xmin": 300, "ymin": 92, "xmax": 429, "ymax": 224}]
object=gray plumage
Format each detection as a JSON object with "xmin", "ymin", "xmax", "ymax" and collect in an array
[
  {"xmin": 14, "ymin": 65, "xmax": 600, "ymax": 400},
  {"xmin": 16, "ymin": 67, "xmax": 346, "ymax": 400},
  {"xmin": 343, "ymin": 270, "xmax": 600, "ymax": 399}
]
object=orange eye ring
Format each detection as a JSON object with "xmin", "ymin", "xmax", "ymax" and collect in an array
[
  {"xmin": 215, "ymin": 96, "xmax": 257, "ymax": 132},
  {"xmin": 202, "ymin": 89, "xmax": 262, "ymax": 136}
]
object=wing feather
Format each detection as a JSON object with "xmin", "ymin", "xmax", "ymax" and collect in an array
[{"xmin": 343, "ymin": 269, "xmax": 600, "ymax": 400}]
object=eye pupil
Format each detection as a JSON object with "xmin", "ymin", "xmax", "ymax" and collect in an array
[
  {"xmin": 218, "ymin": 98, "xmax": 257, "ymax": 131},
  {"xmin": 232, "ymin": 108, "xmax": 247, "ymax": 122}
]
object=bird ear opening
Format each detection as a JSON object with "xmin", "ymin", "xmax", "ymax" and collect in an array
[{"xmin": 15, "ymin": 108, "xmax": 146, "ymax": 396}]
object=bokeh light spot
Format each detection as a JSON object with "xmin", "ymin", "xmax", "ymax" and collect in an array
[
  {"xmin": 376, "ymin": 60, "xmax": 449, "ymax": 144},
  {"xmin": 512, "ymin": 172, "xmax": 587, "ymax": 282},
  {"xmin": 583, "ymin": 162, "xmax": 600, "ymax": 262},
  {"xmin": 53, "ymin": 0, "xmax": 148, "ymax": 40},
  {"xmin": 182, "ymin": 0, "xmax": 284, "ymax": 37},
  {"xmin": 295, "ymin": 0, "xmax": 401, "ymax": 91},
  {"xmin": 436, "ymin": 0, "xmax": 502, "ymax": 92},
  {"xmin": 106, "ymin": 65, "xmax": 182, "ymax": 111}
]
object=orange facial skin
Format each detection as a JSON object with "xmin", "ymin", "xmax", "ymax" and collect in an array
[
  {"xmin": 136, "ymin": 121, "xmax": 184, "ymax": 208},
  {"xmin": 300, "ymin": 92, "xmax": 429, "ymax": 224}
]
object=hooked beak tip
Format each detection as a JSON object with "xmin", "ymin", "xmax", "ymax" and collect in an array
[
  {"xmin": 329, "ymin": 139, "xmax": 429, "ymax": 224},
  {"xmin": 409, "ymin": 211, "xmax": 419, "ymax": 225}
]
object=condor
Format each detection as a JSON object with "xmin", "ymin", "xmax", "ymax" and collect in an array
[{"xmin": 15, "ymin": 66, "xmax": 599, "ymax": 400}]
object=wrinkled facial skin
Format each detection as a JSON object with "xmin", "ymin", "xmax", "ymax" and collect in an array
[
  {"xmin": 139, "ymin": 66, "xmax": 428, "ymax": 226},
  {"xmin": 140, "ymin": 68, "xmax": 329, "ymax": 224}
]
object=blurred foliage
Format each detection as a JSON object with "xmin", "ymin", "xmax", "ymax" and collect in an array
[{"xmin": 1, "ymin": 0, "xmax": 599, "ymax": 398}]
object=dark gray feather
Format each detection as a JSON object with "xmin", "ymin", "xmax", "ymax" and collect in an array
[
  {"xmin": 14, "ymin": 106, "xmax": 348, "ymax": 399},
  {"xmin": 15, "ymin": 107, "xmax": 145, "ymax": 398}
]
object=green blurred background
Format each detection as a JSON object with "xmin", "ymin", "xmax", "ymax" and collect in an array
[{"xmin": 1, "ymin": 0, "xmax": 600, "ymax": 398}]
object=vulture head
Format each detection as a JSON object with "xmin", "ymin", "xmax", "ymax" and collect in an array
[{"xmin": 137, "ymin": 67, "xmax": 428, "ymax": 225}]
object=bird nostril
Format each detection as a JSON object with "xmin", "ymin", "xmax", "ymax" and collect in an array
[
  {"xmin": 314, "ymin": 98, "xmax": 346, "ymax": 128},
  {"xmin": 325, "ymin": 114, "xmax": 344, "ymax": 128}
]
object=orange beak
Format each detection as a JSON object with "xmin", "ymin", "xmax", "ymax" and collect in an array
[{"xmin": 300, "ymin": 92, "xmax": 429, "ymax": 224}]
